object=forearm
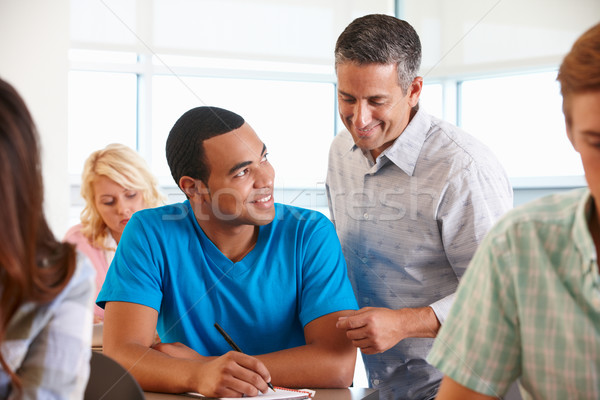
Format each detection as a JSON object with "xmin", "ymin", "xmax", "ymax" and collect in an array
[
  {"xmin": 397, "ymin": 306, "xmax": 441, "ymax": 339},
  {"xmin": 256, "ymin": 342, "xmax": 356, "ymax": 388},
  {"xmin": 104, "ymin": 341, "xmax": 202, "ymax": 393}
]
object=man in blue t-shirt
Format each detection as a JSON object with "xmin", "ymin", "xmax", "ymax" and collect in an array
[{"xmin": 97, "ymin": 106, "xmax": 358, "ymax": 397}]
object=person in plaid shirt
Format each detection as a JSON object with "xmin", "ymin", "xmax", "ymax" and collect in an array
[
  {"xmin": 428, "ymin": 22, "xmax": 600, "ymax": 400},
  {"xmin": 0, "ymin": 78, "xmax": 95, "ymax": 399}
]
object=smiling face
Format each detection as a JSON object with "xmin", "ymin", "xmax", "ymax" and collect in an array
[
  {"xmin": 197, "ymin": 123, "xmax": 275, "ymax": 228},
  {"xmin": 567, "ymin": 90, "xmax": 600, "ymax": 213},
  {"xmin": 336, "ymin": 62, "xmax": 422, "ymax": 159},
  {"xmin": 93, "ymin": 175, "xmax": 145, "ymax": 243}
]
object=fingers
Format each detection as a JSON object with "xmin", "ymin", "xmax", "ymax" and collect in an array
[
  {"xmin": 336, "ymin": 307, "xmax": 377, "ymax": 330},
  {"xmin": 336, "ymin": 314, "xmax": 367, "ymax": 330},
  {"xmin": 210, "ymin": 352, "xmax": 271, "ymax": 397},
  {"xmin": 232, "ymin": 352, "xmax": 272, "ymax": 387}
]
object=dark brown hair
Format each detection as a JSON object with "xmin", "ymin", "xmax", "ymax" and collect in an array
[
  {"xmin": 557, "ymin": 22, "xmax": 600, "ymax": 126},
  {"xmin": 0, "ymin": 78, "xmax": 76, "ymax": 388}
]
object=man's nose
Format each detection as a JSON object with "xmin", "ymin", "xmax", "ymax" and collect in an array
[
  {"xmin": 353, "ymin": 102, "xmax": 371, "ymax": 128},
  {"xmin": 254, "ymin": 164, "xmax": 274, "ymax": 188}
]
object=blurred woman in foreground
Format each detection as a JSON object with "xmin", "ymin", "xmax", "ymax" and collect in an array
[{"xmin": 0, "ymin": 77, "xmax": 95, "ymax": 398}]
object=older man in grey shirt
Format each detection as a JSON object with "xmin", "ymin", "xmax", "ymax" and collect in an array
[{"xmin": 327, "ymin": 15, "xmax": 513, "ymax": 400}]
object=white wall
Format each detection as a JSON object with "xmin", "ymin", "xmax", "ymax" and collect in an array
[{"xmin": 0, "ymin": 0, "xmax": 70, "ymax": 236}]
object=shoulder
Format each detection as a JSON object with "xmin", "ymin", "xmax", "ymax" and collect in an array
[
  {"xmin": 329, "ymin": 130, "xmax": 354, "ymax": 155},
  {"xmin": 131, "ymin": 201, "xmax": 192, "ymax": 227},
  {"xmin": 63, "ymin": 224, "xmax": 102, "ymax": 255},
  {"xmin": 274, "ymin": 203, "xmax": 332, "ymax": 230},
  {"xmin": 425, "ymin": 115, "xmax": 503, "ymax": 169},
  {"xmin": 63, "ymin": 224, "xmax": 84, "ymax": 242},
  {"xmin": 275, "ymin": 203, "xmax": 330, "ymax": 220},
  {"xmin": 484, "ymin": 188, "xmax": 586, "ymax": 246}
]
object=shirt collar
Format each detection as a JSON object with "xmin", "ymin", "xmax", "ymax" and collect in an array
[{"xmin": 350, "ymin": 107, "xmax": 431, "ymax": 176}]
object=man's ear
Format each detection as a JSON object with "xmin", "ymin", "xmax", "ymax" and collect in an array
[
  {"xmin": 179, "ymin": 176, "xmax": 208, "ymax": 199},
  {"xmin": 408, "ymin": 76, "xmax": 423, "ymax": 107}
]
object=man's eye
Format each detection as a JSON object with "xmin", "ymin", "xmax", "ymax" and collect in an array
[
  {"xmin": 261, "ymin": 153, "xmax": 269, "ymax": 162},
  {"xmin": 235, "ymin": 169, "xmax": 248, "ymax": 177}
]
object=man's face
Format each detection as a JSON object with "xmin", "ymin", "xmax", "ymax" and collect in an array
[
  {"xmin": 200, "ymin": 123, "xmax": 275, "ymax": 227},
  {"xmin": 336, "ymin": 62, "xmax": 422, "ymax": 160},
  {"xmin": 568, "ymin": 90, "xmax": 600, "ymax": 208}
]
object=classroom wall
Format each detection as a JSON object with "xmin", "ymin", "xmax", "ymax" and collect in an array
[{"xmin": 0, "ymin": 0, "xmax": 70, "ymax": 235}]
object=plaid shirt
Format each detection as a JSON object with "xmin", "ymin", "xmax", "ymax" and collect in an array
[
  {"xmin": 428, "ymin": 188, "xmax": 600, "ymax": 399},
  {"xmin": 0, "ymin": 254, "xmax": 95, "ymax": 399}
]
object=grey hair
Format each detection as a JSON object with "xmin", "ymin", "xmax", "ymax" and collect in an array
[{"xmin": 335, "ymin": 14, "xmax": 422, "ymax": 93}]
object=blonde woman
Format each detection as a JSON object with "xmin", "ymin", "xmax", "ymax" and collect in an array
[{"xmin": 64, "ymin": 143, "xmax": 165, "ymax": 322}]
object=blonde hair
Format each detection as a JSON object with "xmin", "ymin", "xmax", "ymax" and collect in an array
[{"xmin": 80, "ymin": 143, "xmax": 165, "ymax": 249}]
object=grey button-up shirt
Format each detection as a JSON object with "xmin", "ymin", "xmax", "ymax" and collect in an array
[{"xmin": 326, "ymin": 107, "xmax": 513, "ymax": 399}]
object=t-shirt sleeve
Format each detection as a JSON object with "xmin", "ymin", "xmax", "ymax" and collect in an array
[
  {"xmin": 427, "ymin": 227, "xmax": 520, "ymax": 397},
  {"xmin": 96, "ymin": 213, "xmax": 164, "ymax": 311},
  {"xmin": 297, "ymin": 214, "xmax": 358, "ymax": 327}
]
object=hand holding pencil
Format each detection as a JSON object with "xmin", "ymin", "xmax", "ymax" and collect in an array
[{"xmin": 215, "ymin": 323, "xmax": 276, "ymax": 392}]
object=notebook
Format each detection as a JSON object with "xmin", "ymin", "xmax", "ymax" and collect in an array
[{"xmin": 185, "ymin": 386, "xmax": 315, "ymax": 399}]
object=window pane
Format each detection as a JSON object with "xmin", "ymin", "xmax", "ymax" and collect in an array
[
  {"xmin": 68, "ymin": 71, "xmax": 137, "ymax": 174},
  {"xmin": 151, "ymin": 75, "xmax": 335, "ymax": 188},
  {"xmin": 459, "ymin": 70, "xmax": 583, "ymax": 180},
  {"xmin": 420, "ymin": 83, "xmax": 443, "ymax": 119}
]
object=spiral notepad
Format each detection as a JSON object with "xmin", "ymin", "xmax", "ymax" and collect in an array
[{"xmin": 185, "ymin": 386, "xmax": 315, "ymax": 399}]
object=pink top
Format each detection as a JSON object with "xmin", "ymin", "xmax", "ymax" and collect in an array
[{"xmin": 63, "ymin": 224, "xmax": 113, "ymax": 319}]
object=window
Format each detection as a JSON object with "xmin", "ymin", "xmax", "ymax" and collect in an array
[
  {"xmin": 68, "ymin": 70, "xmax": 137, "ymax": 174},
  {"xmin": 67, "ymin": 0, "xmax": 395, "ymax": 219},
  {"xmin": 151, "ymin": 74, "xmax": 336, "ymax": 188},
  {"xmin": 420, "ymin": 82, "xmax": 444, "ymax": 120},
  {"xmin": 459, "ymin": 70, "xmax": 584, "ymax": 185}
]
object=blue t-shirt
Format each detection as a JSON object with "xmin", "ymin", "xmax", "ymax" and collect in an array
[{"xmin": 97, "ymin": 201, "xmax": 357, "ymax": 356}]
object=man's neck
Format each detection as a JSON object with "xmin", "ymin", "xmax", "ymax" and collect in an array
[{"xmin": 197, "ymin": 219, "xmax": 259, "ymax": 263}]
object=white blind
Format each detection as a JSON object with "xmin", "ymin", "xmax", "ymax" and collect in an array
[
  {"xmin": 403, "ymin": 0, "xmax": 600, "ymax": 79},
  {"xmin": 70, "ymin": 0, "xmax": 395, "ymax": 64}
]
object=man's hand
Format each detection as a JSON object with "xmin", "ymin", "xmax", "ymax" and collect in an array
[
  {"xmin": 194, "ymin": 351, "xmax": 272, "ymax": 398},
  {"xmin": 336, "ymin": 306, "xmax": 440, "ymax": 354},
  {"xmin": 151, "ymin": 343, "xmax": 272, "ymax": 397}
]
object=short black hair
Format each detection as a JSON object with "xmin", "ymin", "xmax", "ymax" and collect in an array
[{"xmin": 166, "ymin": 106, "xmax": 245, "ymax": 187}]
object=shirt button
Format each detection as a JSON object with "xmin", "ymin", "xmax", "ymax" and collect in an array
[
  {"xmin": 363, "ymin": 213, "xmax": 369, "ymax": 220},
  {"xmin": 361, "ymin": 257, "xmax": 368, "ymax": 264}
]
